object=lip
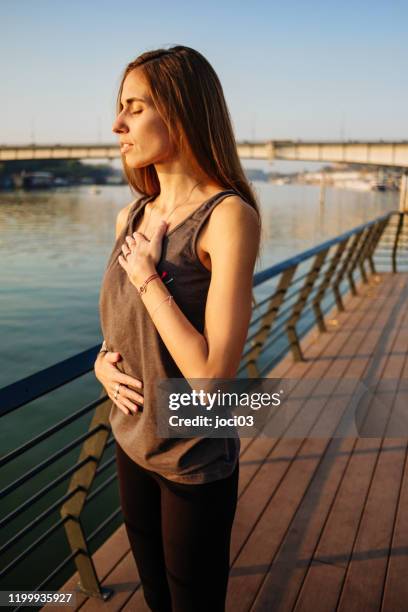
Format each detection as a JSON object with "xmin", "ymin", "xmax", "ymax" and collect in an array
[{"xmin": 120, "ymin": 143, "xmax": 134, "ymax": 153}]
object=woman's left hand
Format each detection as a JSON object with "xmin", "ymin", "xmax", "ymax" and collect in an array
[{"xmin": 118, "ymin": 220, "xmax": 168, "ymax": 287}]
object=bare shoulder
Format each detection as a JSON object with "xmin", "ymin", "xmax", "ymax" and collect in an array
[
  {"xmin": 207, "ymin": 194, "xmax": 260, "ymax": 244},
  {"xmin": 115, "ymin": 200, "xmax": 137, "ymax": 240}
]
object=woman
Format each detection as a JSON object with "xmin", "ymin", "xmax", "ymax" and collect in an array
[{"xmin": 95, "ymin": 45, "xmax": 261, "ymax": 612}]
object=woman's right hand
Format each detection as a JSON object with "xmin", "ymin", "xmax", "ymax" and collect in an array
[{"xmin": 94, "ymin": 351, "xmax": 144, "ymax": 416}]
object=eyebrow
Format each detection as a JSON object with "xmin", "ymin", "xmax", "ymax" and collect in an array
[{"xmin": 121, "ymin": 96, "xmax": 149, "ymax": 106}]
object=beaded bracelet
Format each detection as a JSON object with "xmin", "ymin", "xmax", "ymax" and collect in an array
[{"xmin": 151, "ymin": 294, "xmax": 174, "ymax": 317}]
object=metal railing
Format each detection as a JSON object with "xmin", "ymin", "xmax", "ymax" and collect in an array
[
  {"xmin": 241, "ymin": 210, "xmax": 407, "ymax": 375},
  {"xmin": 0, "ymin": 209, "xmax": 406, "ymax": 606}
]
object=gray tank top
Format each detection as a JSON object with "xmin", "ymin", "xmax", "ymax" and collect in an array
[{"xmin": 99, "ymin": 189, "xmax": 241, "ymax": 483}]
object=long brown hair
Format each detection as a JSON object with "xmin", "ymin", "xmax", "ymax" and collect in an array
[{"xmin": 115, "ymin": 45, "xmax": 263, "ymax": 269}]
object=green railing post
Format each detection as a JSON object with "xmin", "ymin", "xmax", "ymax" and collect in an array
[
  {"xmin": 346, "ymin": 228, "xmax": 371, "ymax": 294},
  {"xmin": 286, "ymin": 249, "xmax": 329, "ymax": 361},
  {"xmin": 313, "ymin": 238, "xmax": 349, "ymax": 332},
  {"xmin": 246, "ymin": 266, "xmax": 297, "ymax": 376},
  {"xmin": 356, "ymin": 223, "xmax": 380, "ymax": 284},
  {"xmin": 365, "ymin": 217, "xmax": 389, "ymax": 274},
  {"xmin": 60, "ymin": 393, "xmax": 112, "ymax": 600},
  {"xmin": 392, "ymin": 212, "xmax": 405, "ymax": 273},
  {"xmin": 332, "ymin": 232, "xmax": 362, "ymax": 311}
]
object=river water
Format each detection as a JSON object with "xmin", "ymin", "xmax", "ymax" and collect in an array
[{"xmin": 0, "ymin": 182, "xmax": 397, "ymax": 389}]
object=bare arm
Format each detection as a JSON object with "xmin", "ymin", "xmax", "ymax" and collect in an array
[{"xmin": 136, "ymin": 196, "xmax": 260, "ymax": 379}]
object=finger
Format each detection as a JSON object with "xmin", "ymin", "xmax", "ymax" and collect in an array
[
  {"xmin": 110, "ymin": 382, "xmax": 143, "ymax": 409},
  {"xmin": 116, "ymin": 394, "xmax": 139, "ymax": 414},
  {"xmin": 133, "ymin": 231, "xmax": 150, "ymax": 244},
  {"xmin": 125, "ymin": 236, "xmax": 136, "ymax": 247},
  {"xmin": 118, "ymin": 254, "xmax": 127, "ymax": 267},
  {"xmin": 105, "ymin": 351, "xmax": 121, "ymax": 362},
  {"xmin": 133, "ymin": 231, "xmax": 150, "ymax": 242},
  {"xmin": 116, "ymin": 386, "xmax": 144, "ymax": 406},
  {"xmin": 115, "ymin": 372, "xmax": 144, "ymax": 390},
  {"xmin": 109, "ymin": 395, "xmax": 131, "ymax": 416},
  {"xmin": 121, "ymin": 244, "xmax": 131, "ymax": 257}
]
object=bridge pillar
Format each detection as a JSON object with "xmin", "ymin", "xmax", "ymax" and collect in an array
[{"xmin": 399, "ymin": 171, "xmax": 408, "ymax": 212}]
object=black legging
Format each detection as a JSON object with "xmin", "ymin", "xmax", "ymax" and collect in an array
[{"xmin": 115, "ymin": 441, "xmax": 239, "ymax": 612}]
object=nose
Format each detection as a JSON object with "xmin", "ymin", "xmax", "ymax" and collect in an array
[{"xmin": 112, "ymin": 112, "xmax": 128, "ymax": 135}]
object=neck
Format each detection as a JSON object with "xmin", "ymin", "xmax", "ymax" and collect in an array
[{"xmin": 152, "ymin": 158, "xmax": 208, "ymax": 212}]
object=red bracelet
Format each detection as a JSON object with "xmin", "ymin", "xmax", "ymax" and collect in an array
[{"xmin": 138, "ymin": 273, "xmax": 160, "ymax": 295}]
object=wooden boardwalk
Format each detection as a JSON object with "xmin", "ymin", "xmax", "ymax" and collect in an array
[{"xmin": 48, "ymin": 271, "xmax": 408, "ymax": 612}]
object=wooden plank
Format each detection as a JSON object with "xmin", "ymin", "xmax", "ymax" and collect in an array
[
  {"xmin": 336, "ymin": 281, "xmax": 408, "ymax": 612},
  {"xmin": 249, "ymin": 275, "xmax": 402, "ymax": 609},
  {"xmin": 80, "ymin": 551, "xmax": 139, "ymax": 611},
  {"xmin": 238, "ymin": 278, "xmax": 362, "ymax": 457},
  {"xmin": 250, "ymin": 436, "xmax": 355, "ymax": 612},
  {"xmin": 42, "ymin": 525, "xmax": 133, "ymax": 610},
  {"xmin": 336, "ymin": 441, "xmax": 407, "ymax": 612},
  {"xmin": 290, "ymin": 275, "xmax": 408, "ymax": 612},
  {"xmin": 233, "ymin": 274, "xmax": 402, "ymax": 608},
  {"xmin": 226, "ymin": 274, "xmax": 398, "ymax": 611},
  {"xmin": 382, "ymin": 357, "xmax": 408, "ymax": 612},
  {"xmin": 237, "ymin": 273, "xmax": 386, "ymax": 495},
  {"xmin": 232, "ymin": 275, "xmax": 388, "ymax": 556}
]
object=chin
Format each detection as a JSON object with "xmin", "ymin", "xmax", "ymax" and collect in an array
[
  {"xmin": 123, "ymin": 154, "xmax": 143, "ymax": 169},
  {"xmin": 125, "ymin": 153, "xmax": 158, "ymax": 170},
  {"xmin": 126, "ymin": 161, "xmax": 150, "ymax": 170}
]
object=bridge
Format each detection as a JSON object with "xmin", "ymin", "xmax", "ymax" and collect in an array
[
  {"xmin": 2, "ymin": 139, "xmax": 408, "ymax": 168},
  {"xmin": 3, "ymin": 139, "xmax": 408, "ymax": 211}
]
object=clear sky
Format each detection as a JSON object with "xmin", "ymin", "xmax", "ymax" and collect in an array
[{"xmin": 1, "ymin": 0, "xmax": 407, "ymax": 146}]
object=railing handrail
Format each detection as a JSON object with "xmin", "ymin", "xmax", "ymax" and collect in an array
[
  {"xmin": 253, "ymin": 210, "xmax": 393, "ymax": 286},
  {"xmin": 0, "ymin": 209, "xmax": 402, "ymax": 416},
  {"xmin": 0, "ymin": 346, "xmax": 98, "ymax": 417}
]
